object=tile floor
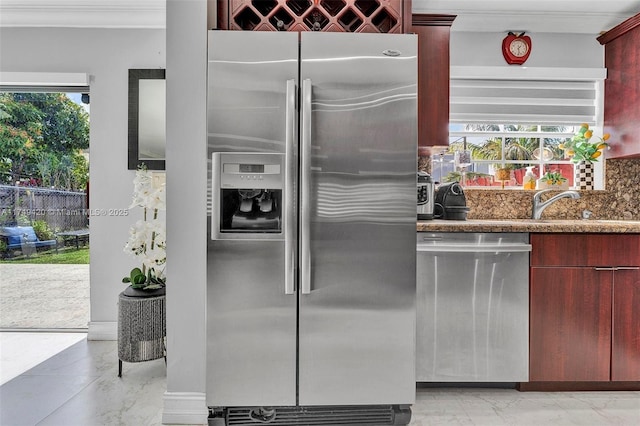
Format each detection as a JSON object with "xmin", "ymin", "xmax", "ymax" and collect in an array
[
  {"xmin": 1, "ymin": 333, "xmax": 639, "ymax": 426},
  {"xmin": 0, "ymin": 332, "xmax": 87, "ymax": 385}
]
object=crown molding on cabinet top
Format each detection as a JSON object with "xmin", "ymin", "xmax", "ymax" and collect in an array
[
  {"xmin": 412, "ymin": 14, "xmax": 456, "ymax": 27},
  {"xmin": 597, "ymin": 12, "xmax": 640, "ymax": 44},
  {"xmin": 412, "ymin": 0, "xmax": 640, "ymax": 34},
  {"xmin": 0, "ymin": 0, "xmax": 165, "ymax": 29}
]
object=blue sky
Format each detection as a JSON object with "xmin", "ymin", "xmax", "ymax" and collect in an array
[{"xmin": 68, "ymin": 92, "xmax": 90, "ymax": 114}]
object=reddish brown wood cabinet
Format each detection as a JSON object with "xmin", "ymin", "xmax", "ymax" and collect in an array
[
  {"xmin": 530, "ymin": 267, "xmax": 612, "ymax": 381},
  {"xmin": 612, "ymin": 268, "xmax": 640, "ymax": 380},
  {"xmin": 529, "ymin": 234, "xmax": 640, "ymax": 385},
  {"xmin": 412, "ymin": 14, "xmax": 455, "ymax": 147},
  {"xmin": 597, "ymin": 13, "xmax": 640, "ymax": 159},
  {"xmin": 216, "ymin": 0, "xmax": 412, "ymax": 33}
]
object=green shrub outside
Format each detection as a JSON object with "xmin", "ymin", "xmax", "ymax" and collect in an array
[{"xmin": 32, "ymin": 220, "xmax": 55, "ymax": 241}]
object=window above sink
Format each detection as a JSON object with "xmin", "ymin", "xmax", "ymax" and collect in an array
[
  {"xmin": 433, "ymin": 66, "xmax": 607, "ymax": 190},
  {"xmin": 431, "ymin": 123, "xmax": 605, "ymax": 190}
]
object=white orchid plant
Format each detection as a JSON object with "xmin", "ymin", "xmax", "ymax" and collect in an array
[{"xmin": 122, "ymin": 165, "xmax": 166, "ymax": 290}]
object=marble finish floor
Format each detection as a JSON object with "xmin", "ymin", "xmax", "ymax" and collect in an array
[{"xmin": 1, "ymin": 333, "xmax": 639, "ymax": 425}]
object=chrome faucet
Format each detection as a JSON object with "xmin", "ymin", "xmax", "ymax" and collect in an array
[{"xmin": 532, "ymin": 190, "xmax": 581, "ymax": 219}]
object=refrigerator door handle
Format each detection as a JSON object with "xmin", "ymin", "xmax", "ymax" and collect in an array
[
  {"xmin": 301, "ymin": 79, "xmax": 312, "ymax": 295},
  {"xmin": 285, "ymin": 79, "xmax": 296, "ymax": 295}
]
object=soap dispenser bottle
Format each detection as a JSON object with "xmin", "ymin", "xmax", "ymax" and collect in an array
[{"xmin": 523, "ymin": 166, "xmax": 536, "ymax": 190}]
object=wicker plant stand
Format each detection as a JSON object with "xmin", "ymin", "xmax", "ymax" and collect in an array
[{"xmin": 117, "ymin": 290, "xmax": 166, "ymax": 377}]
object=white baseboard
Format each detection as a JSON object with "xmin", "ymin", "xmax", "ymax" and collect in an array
[
  {"xmin": 87, "ymin": 321, "xmax": 117, "ymax": 340},
  {"xmin": 162, "ymin": 391, "xmax": 209, "ymax": 425}
]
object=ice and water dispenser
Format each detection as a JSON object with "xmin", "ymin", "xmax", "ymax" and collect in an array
[{"xmin": 211, "ymin": 153, "xmax": 284, "ymax": 239}]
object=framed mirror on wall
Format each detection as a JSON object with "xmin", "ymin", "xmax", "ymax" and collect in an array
[{"xmin": 128, "ymin": 69, "xmax": 166, "ymax": 170}]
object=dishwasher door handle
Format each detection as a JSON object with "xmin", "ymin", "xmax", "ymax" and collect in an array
[{"xmin": 417, "ymin": 243, "xmax": 532, "ymax": 253}]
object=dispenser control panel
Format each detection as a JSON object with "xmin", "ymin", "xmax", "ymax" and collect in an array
[
  {"xmin": 218, "ymin": 154, "xmax": 283, "ymax": 190},
  {"xmin": 211, "ymin": 152, "xmax": 285, "ymax": 240}
]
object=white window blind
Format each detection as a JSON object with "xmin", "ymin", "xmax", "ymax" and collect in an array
[{"xmin": 449, "ymin": 67, "xmax": 606, "ymax": 125}]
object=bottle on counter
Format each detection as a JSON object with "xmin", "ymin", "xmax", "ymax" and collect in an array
[{"xmin": 523, "ymin": 166, "xmax": 536, "ymax": 190}]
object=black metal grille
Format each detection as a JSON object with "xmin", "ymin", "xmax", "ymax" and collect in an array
[{"xmin": 223, "ymin": 406, "xmax": 398, "ymax": 426}]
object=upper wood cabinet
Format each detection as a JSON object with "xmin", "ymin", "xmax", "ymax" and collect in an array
[
  {"xmin": 597, "ymin": 13, "xmax": 640, "ymax": 159},
  {"xmin": 412, "ymin": 14, "xmax": 456, "ymax": 147},
  {"xmin": 216, "ymin": 0, "xmax": 412, "ymax": 33}
]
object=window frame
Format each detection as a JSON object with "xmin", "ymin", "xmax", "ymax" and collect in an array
[{"xmin": 445, "ymin": 67, "xmax": 607, "ymax": 190}]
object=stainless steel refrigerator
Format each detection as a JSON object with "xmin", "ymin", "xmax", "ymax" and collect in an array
[{"xmin": 206, "ymin": 30, "xmax": 417, "ymax": 424}]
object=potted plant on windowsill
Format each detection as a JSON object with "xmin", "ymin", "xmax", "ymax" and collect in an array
[
  {"xmin": 122, "ymin": 165, "xmax": 166, "ymax": 297},
  {"xmin": 561, "ymin": 124, "xmax": 609, "ymax": 190},
  {"xmin": 493, "ymin": 164, "xmax": 514, "ymax": 188},
  {"xmin": 536, "ymin": 170, "xmax": 568, "ymax": 190}
]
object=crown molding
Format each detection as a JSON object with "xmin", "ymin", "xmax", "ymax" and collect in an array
[
  {"xmin": 0, "ymin": 0, "xmax": 166, "ymax": 29},
  {"xmin": 597, "ymin": 12, "xmax": 640, "ymax": 44},
  {"xmin": 412, "ymin": 14, "xmax": 456, "ymax": 27},
  {"xmin": 411, "ymin": 0, "xmax": 640, "ymax": 34}
]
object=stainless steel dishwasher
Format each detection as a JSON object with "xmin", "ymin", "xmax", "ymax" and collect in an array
[{"xmin": 416, "ymin": 232, "xmax": 531, "ymax": 382}]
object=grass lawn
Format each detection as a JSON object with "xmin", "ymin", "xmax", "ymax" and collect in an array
[{"xmin": 0, "ymin": 247, "xmax": 89, "ymax": 264}]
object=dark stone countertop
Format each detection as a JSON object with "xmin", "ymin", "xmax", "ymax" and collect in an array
[{"xmin": 417, "ymin": 219, "xmax": 640, "ymax": 233}]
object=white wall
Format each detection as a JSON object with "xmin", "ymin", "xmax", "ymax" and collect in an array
[
  {"xmin": 451, "ymin": 31, "xmax": 604, "ymax": 67},
  {"xmin": 0, "ymin": 27, "xmax": 166, "ymax": 336}
]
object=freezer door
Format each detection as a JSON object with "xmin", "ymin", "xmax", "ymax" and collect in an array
[
  {"xmin": 298, "ymin": 32, "xmax": 417, "ymax": 405},
  {"xmin": 206, "ymin": 31, "xmax": 298, "ymax": 407},
  {"xmin": 207, "ymin": 30, "xmax": 299, "ymax": 155}
]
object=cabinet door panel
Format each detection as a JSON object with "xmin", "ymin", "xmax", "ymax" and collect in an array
[
  {"xmin": 530, "ymin": 267, "xmax": 612, "ymax": 381},
  {"xmin": 412, "ymin": 15, "xmax": 455, "ymax": 147},
  {"xmin": 612, "ymin": 269, "xmax": 640, "ymax": 381},
  {"xmin": 599, "ymin": 15, "xmax": 640, "ymax": 159}
]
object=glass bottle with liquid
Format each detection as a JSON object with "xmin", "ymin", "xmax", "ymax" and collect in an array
[{"xmin": 523, "ymin": 166, "xmax": 536, "ymax": 190}]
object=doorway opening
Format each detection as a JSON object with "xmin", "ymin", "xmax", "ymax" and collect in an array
[{"xmin": 0, "ymin": 89, "xmax": 90, "ymax": 332}]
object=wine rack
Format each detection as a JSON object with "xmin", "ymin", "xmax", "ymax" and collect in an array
[{"xmin": 217, "ymin": 0, "xmax": 407, "ymax": 33}]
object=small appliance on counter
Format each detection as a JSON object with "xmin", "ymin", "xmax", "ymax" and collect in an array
[
  {"xmin": 434, "ymin": 182, "xmax": 470, "ymax": 220},
  {"xmin": 417, "ymin": 171, "xmax": 434, "ymax": 220}
]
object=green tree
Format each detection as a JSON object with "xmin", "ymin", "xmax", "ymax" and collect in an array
[
  {"xmin": 71, "ymin": 153, "xmax": 89, "ymax": 191},
  {"xmin": 0, "ymin": 94, "xmax": 43, "ymax": 184},
  {"xmin": 450, "ymin": 124, "xmax": 568, "ymax": 167},
  {"xmin": 13, "ymin": 93, "xmax": 89, "ymax": 153},
  {"xmin": 0, "ymin": 93, "xmax": 89, "ymax": 188}
]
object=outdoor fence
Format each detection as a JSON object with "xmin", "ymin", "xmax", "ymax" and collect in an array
[{"xmin": 0, "ymin": 185, "xmax": 88, "ymax": 231}]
